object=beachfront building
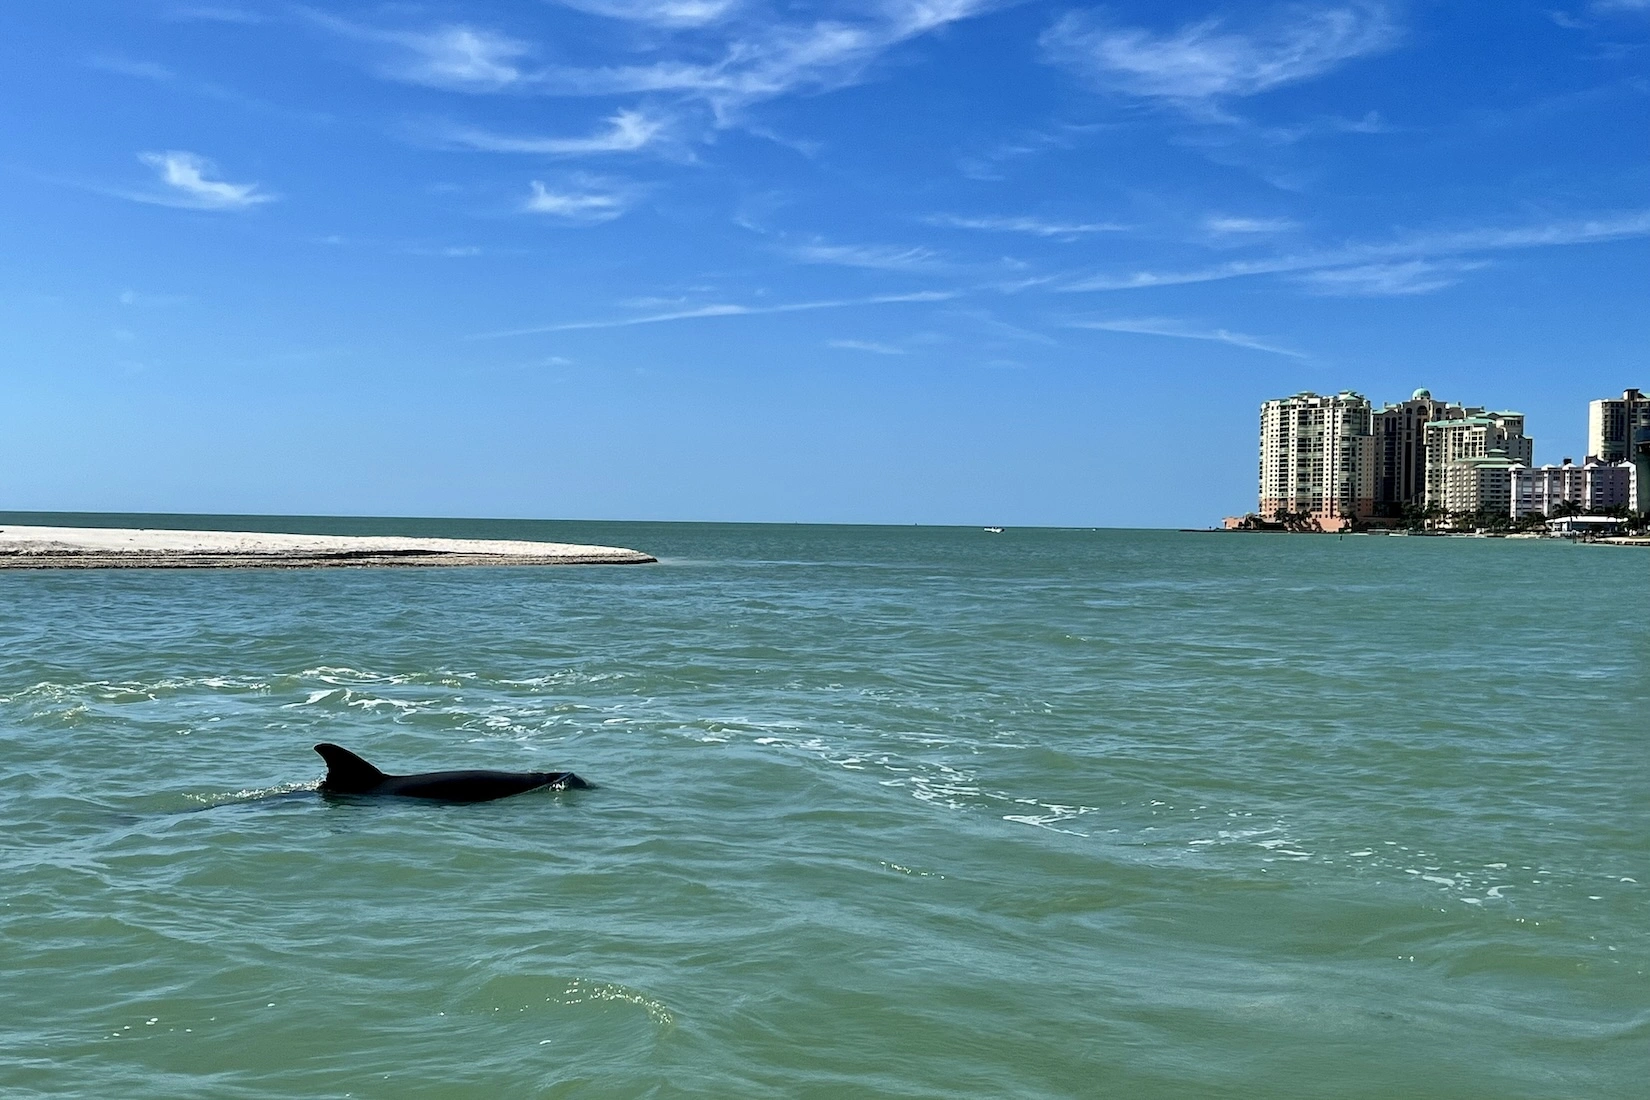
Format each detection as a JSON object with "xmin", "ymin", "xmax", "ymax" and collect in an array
[
  {"xmin": 1510, "ymin": 457, "xmax": 1636, "ymax": 518},
  {"xmin": 1258, "ymin": 391, "xmax": 1374, "ymax": 528},
  {"xmin": 1587, "ymin": 460, "xmax": 1636, "ymax": 512},
  {"xmin": 1548, "ymin": 514, "xmax": 1631, "ymax": 537},
  {"xmin": 1588, "ymin": 388, "xmax": 1650, "ymax": 461},
  {"xmin": 1511, "ymin": 460, "xmax": 1583, "ymax": 518},
  {"xmin": 1424, "ymin": 414, "xmax": 1534, "ymax": 510},
  {"xmin": 1367, "ymin": 389, "xmax": 1480, "ymax": 513},
  {"xmin": 1588, "ymin": 388, "xmax": 1650, "ymax": 512},
  {"xmin": 1437, "ymin": 454, "xmax": 1521, "ymax": 516}
]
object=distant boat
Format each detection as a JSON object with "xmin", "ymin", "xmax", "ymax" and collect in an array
[{"xmin": 983, "ymin": 527, "xmax": 1004, "ymax": 534}]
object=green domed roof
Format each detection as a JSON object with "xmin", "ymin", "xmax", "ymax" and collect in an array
[{"xmin": 1412, "ymin": 388, "xmax": 1432, "ymax": 400}]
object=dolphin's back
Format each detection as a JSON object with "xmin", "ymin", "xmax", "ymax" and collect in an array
[
  {"xmin": 313, "ymin": 743, "xmax": 592, "ymax": 802},
  {"xmin": 377, "ymin": 769, "xmax": 587, "ymax": 801}
]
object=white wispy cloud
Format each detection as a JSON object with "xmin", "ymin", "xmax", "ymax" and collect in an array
[
  {"xmin": 165, "ymin": 5, "xmax": 266, "ymax": 23},
  {"xmin": 439, "ymin": 109, "xmax": 667, "ymax": 155},
  {"xmin": 119, "ymin": 289, "xmax": 192, "ymax": 307},
  {"xmin": 403, "ymin": 245, "xmax": 487, "ymax": 258},
  {"xmin": 1069, "ymin": 317, "xmax": 1306, "ymax": 358},
  {"xmin": 942, "ymin": 308, "xmax": 1061, "ymax": 346},
  {"xmin": 1338, "ymin": 210, "xmax": 1650, "ymax": 254},
  {"xmin": 1041, "ymin": 3, "xmax": 1400, "ymax": 104},
  {"xmin": 88, "ymin": 56, "xmax": 174, "ymax": 81},
  {"xmin": 1549, "ymin": 2, "xmax": 1650, "ymax": 29},
  {"xmin": 1205, "ymin": 215, "xmax": 1298, "ymax": 235},
  {"xmin": 1297, "ymin": 259, "xmax": 1487, "ymax": 296},
  {"xmin": 303, "ymin": 12, "xmax": 532, "ymax": 92},
  {"xmin": 957, "ymin": 123, "xmax": 1107, "ymax": 180},
  {"xmin": 131, "ymin": 151, "xmax": 274, "ymax": 210},
  {"xmin": 314, "ymin": 0, "xmax": 998, "ymax": 117},
  {"xmin": 523, "ymin": 179, "xmax": 632, "ymax": 222},
  {"xmin": 926, "ymin": 214, "xmax": 1128, "ymax": 237},
  {"xmin": 393, "ymin": 25, "xmax": 531, "ymax": 90},
  {"xmin": 1258, "ymin": 110, "xmax": 1394, "ymax": 143},
  {"xmin": 552, "ymin": 0, "xmax": 740, "ymax": 28},
  {"xmin": 829, "ymin": 339, "xmax": 908, "ymax": 354},
  {"xmin": 1065, "ymin": 256, "xmax": 1301, "ymax": 291},
  {"xmin": 91, "ymin": 52, "xmax": 334, "ymax": 126},
  {"xmin": 555, "ymin": 18, "xmax": 926, "ymax": 115},
  {"xmin": 791, "ymin": 241, "xmax": 944, "ymax": 271},
  {"xmin": 475, "ymin": 290, "xmax": 957, "ymax": 337},
  {"xmin": 1064, "ymin": 210, "xmax": 1650, "ymax": 294}
]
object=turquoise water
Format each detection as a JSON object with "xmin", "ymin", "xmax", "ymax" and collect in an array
[{"xmin": 2, "ymin": 517, "xmax": 1645, "ymax": 1098}]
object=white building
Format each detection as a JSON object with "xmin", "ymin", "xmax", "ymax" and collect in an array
[
  {"xmin": 1438, "ymin": 453, "xmax": 1521, "ymax": 516},
  {"xmin": 1589, "ymin": 388, "xmax": 1650, "ymax": 513},
  {"xmin": 1511, "ymin": 460, "xmax": 1582, "ymax": 518},
  {"xmin": 1510, "ymin": 458, "xmax": 1636, "ymax": 518},
  {"xmin": 1588, "ymin": 388, "xmax": 1650, "ymax": 462},
  {"xmin": 1547, "ymin": 515, "xmax": 1630, "ymax": 538},
  {"xmin": 1424, "ymin": 414, "xmax": 1533, "ymax": 510},
  {"xmin": 1258, "ymin": 392, "xmax": 1373, "ymax": 527}
]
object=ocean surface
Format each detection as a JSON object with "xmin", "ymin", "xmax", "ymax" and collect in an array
[{"xmin": 1, "ymin": 515, "xmax": 1645, "ymax": 1099}]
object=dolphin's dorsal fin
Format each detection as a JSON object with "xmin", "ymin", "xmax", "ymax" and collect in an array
[{"xmin": 314, "ymin": 743, "xmax": 386, "ymax": 793}]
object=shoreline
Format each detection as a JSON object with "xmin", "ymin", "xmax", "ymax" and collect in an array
[
  {"xmin": 1210, "ymin": 528, "xmax": 1647, "ymax": 544},
  {"xmin": 0, "ymin": 525, "xmax": 656, "ymax": 569}
]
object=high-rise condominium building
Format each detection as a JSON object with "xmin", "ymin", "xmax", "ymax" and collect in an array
[
  {"xmin": 1368, "ymin": 389, "xmax": 1479, "ymax": 513},
  {"xmin": 1258, "ymin": 392, "xmax": 1373, "ymax": 524},
  {"xmin": 1424, "ymin": 414, "xmax": 1534, "ymax": 510},
  {"xmin": 1440, "ymin": 454, "xmax": 1523, "ymax": 516},
  {"xmin": 1589, "ymin": 388, "xmax": 1650, "ymax": 512},
  {"xmin": 1588, "ymin": 388, "xmax": 1650, "ymax": 461}
]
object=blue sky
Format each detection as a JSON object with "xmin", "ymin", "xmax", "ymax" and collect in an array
[{"xmin": 2, "ymin": 1, "xmax": 1646, "ymax": 526}]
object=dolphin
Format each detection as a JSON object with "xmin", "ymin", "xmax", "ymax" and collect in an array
[{"xmin": 314, "ymin": 743, "xmax": 593, "ymax": 802}]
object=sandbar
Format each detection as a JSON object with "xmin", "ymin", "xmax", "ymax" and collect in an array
[{"xmin": 0, "ymin": 525, "xmax": 656, "ymax": 569}]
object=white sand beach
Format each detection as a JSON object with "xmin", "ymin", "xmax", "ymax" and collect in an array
[{"xmin": 0, "ymin": 525, "xmax": 656, "ymax": 569}]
